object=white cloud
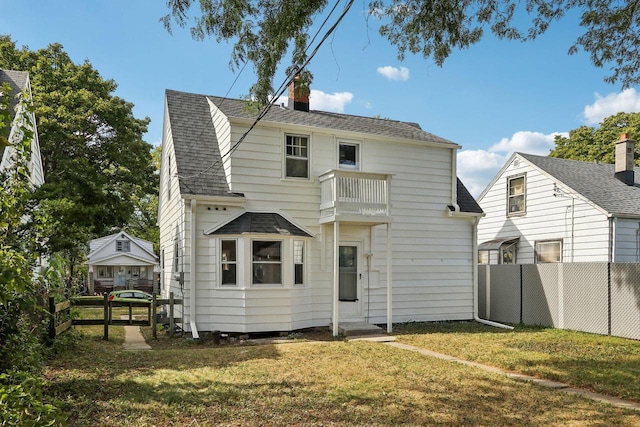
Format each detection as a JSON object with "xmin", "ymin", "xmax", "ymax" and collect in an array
[
  {"xmin": 458, "ymin": 131, "xmax": 567, "ymax": 197},
  {"xmin": 377, "ymin": 66, "xmax": 410, "ymax": 82},
  {"xmin": 583, "ymin": 88, "xmax": 640, "ymax": 125},
  {"xmin": 310, "ymin": 89, "xmax": 353, "ymax": 113}
]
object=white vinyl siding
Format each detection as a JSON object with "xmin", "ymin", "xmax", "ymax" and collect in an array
[
  {"xmin": 168, "ymin": 102, "xmax": 476, "ymax": 332},
  {"xmin": 479, "ymin": 155, "xmax": 611, "ymax": 264}
]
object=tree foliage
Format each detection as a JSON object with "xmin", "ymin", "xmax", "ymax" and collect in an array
[
  {"xmin": 0, "ymin": 36, "xmax": 157, "ymax": 283},
  {"xmin": 163, "ymin": 0, "xmax": 640, "ymax": 104},
  {"xmin": 550, "ymin": 112, "xmax": 640, "ymax": 164}
]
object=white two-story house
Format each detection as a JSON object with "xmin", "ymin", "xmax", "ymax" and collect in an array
[{"xmin": 158, "ymin": 79, "xmax": 483, "ymax": 336}]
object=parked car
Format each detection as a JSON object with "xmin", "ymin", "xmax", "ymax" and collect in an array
[{"xmin": 108, "ymin": 290, "xmax": 153, "ymax": 303}]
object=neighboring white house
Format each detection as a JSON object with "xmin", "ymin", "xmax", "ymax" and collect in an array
[
  {"xmin": 477, "ymin": 134, "xmax": 640, "ymax": 264},
  {"xmin": 0, "ymin": 69, "xmax": 44, "ymax": 187},
  {"xmin": 158, "ymin": 80, "xmax": 483, "ymax": 336},
  {"xmin": 87, "ymin": 230, "xmax": 159, "ymax": 294}
]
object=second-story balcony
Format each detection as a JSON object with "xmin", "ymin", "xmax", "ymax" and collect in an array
[{"xmin": 319, "ymin": 170, "xmax": 392, "ymax": 225}]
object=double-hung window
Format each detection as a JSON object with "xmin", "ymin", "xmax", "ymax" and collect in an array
[
  {"xmin": 252, "ymin": 241, "xmax": 282, "ymax": 285},
  {"xmin": 507, "ymin": 174, "xmax": 526, "ymax": 215},
  {"xmin": 294, "ymin": 240, "xmax": 304, "ymax": 285},
  {"xmin": 285, "ymin": 135, "xmax": 309, "ymax": 178},
  {"xmin": 535, "ymin": 240, "xmax": 562, "ymax": 263},
  {"xmin": 221, "ymin": 240, "xmax": 237, "ymax": 285}
]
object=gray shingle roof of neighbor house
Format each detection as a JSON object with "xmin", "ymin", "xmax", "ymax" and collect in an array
[
  {"xmin": 0, "ymin": 70, "xmax": 29, "ymax": 157},
  {"xmin": 165, "ymin": 89, "xmax": 481, "ymax": 213},
  {"xmin": 519, "ymin": 152, "xmax": 640, "ymax": 217},
  {"xmin": 207, "ymin": 212, "xmax": 312, "ymax": 236}
]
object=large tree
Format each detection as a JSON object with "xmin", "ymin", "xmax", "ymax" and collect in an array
[
  {"xmin": 550, "ymin": 112, "xmax": 640, "ymax": 163},
  {"xmin": 163, "ymin": 0, "xmax": 640, "ymax": 104},
  {"xmin": 0, "ymin": 36, "xmax": 156, "ymax": 283}
]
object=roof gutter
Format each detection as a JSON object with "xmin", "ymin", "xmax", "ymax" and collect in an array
[{"xmin": 472, "ymin": 216, "xmax": 514, "ymax": 330}]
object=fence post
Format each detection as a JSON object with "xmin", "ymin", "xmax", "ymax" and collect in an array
[
  {"xmin": 169, "ymin": 292, "xmax": 175, "ymax": 338},
  {"xmin": 152, "ymin": 294, "xmax": 157, "ymax": 339},
  {"xmin": 103, "ymin": 293, "xmax": 109, "ymax": 341},
  {"xmin": 48, "ymin": 296, "xmax": 56, "ymax": 341}
]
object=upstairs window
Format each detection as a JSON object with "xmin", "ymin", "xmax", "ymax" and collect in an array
[
  {"xmin": 535, "ymin": 240, "xmax": 562, "ymax": 263},
  {"xmin": 339, "ymin": 142, "xmax": 360, "ymax": 170},
  {"xmin": 285, "ymin": 134, "xmax": 309, "ymax": 178},
  {"xmin": 507, "ymin": 174, "xmax": 526, "ymax": 215},
  {"xmin": 116, "ymin": 240, "xmax": 130, "ymax": 252}
]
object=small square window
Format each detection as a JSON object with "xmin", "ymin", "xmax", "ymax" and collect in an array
[
  {"xmin": 339, "ymin": 142, "xmax": 359, "ymax": 169},
  {"xmin": 116, "ymin": 240, "xmax": 130, "ymax": 252},
  {"xmin": 535, "ymin": 240, "xmax": 562, "ymax": 263},
  {"xmin": 252, "ymin": 241, "xmax": 282, "ymax": 285}
]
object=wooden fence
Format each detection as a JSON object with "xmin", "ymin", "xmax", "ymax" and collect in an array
[{"xmin": 49, "ymin": 292, "xmax": 183, "ymax": 341}]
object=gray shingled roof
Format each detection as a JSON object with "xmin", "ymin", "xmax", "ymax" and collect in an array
[
  {"xmin": 456, "ymin": 178, "xmax": 483, "ymax": 214},
  {"xmin": 166, "ymin": 90, "xmax": 240, "ymax": 197},
  {"xmin": 207, "ymin": 212, "xmax": 312, "ymax": 236},
  {"xmin": 1, "ymin": 70, "xmax": 29, "ymax": 158},
  {"xmin": 520, "ymin": 152, "xmax": 640, "ymax": 217},
  {"xmin": 166, "ymin": 89, "xmax": 480, "ymax": 214}
]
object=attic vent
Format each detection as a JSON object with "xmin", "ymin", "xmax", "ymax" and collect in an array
[{"xmin": 513, "ymin": 159, "xmax": 520, "ymax": 168}]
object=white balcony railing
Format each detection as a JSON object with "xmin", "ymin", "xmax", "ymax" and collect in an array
[{"xmin": 319, "ymin": 170, "xmax": 392, "ymax": 224}]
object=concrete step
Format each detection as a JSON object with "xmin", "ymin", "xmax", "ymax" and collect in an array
[{"xmin": 338, "ymin": 322, "xmax": 384, "ymax": 337}]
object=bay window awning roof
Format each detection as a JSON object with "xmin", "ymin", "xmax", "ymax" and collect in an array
[
  {"xmin": 207, "ymin": 212, "xmax": 312, "ymax": 237},
  {"xmin": 478, "ymin": 236, "xmax": 520, "ymax": 251}
]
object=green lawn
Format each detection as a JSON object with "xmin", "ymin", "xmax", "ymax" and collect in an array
[
  {"xmin": 44, "ymin": 321, "xmax": 640, "ymax": 426},
  {"xmin": 393, "ymin": 321, "xmax": 640, "ymax": 403}
]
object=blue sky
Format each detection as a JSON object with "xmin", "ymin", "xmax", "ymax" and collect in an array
[{"xmin": 2, "ymin": 1, "xmax": 640, "ymax": 196}]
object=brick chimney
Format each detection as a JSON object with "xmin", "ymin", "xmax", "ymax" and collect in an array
[
  {"xmin": 614, "ymin": 133, "xmax": 635, "ymax": 186},
  {"xmin": 288, "ymin": 75, "xmax": 310, "ymax": 112}
]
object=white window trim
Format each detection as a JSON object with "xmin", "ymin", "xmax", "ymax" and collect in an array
[
  {"xmin": 507, "ymin": 173, "xmax": 526, "ymax": 216},
  {"xmin": 251, "ymin": 239, "xmax": 283, "ymax": 286},
  {"xmin": 337, "ymin": 140, "xmax": 362, "ymax": 171},
  {"xmin": 220, "ymin": 239, "xmax": 238, "ymax": 286},
  {"xmin": 293, "ymin": 240, "xmax": 305, "ymax": 286},
  {"xmin": 284, "ymin": 133, "xmax": 311, "ymax": 180}
]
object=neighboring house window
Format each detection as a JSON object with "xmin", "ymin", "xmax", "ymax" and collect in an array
[
  {"xmin": 478, "ymin": 250, "xmax": 489, "ymax": 265},
  {"xmin": 116, "ymin": 240, "xmax": 130, "ymax": 252},
  {"xmin": 132, "ymin": 266, "xmax": 140, "ymax": 277},
  {"xmin": 339, "ymin": 141, "xmax": 360, "ymax": 170},
  {"xmin": 507, "ymin": 174, "xmax": 526, "ymax": 215},
  {"xmin": 294, "ymin": 240, "xmax": 304, "ymax": 285},
  {"xmin": 285, "ymin": 134, "xmax": 309, "ymax": 178},
  {"xmin": 97, "ymin": 266, "xmax": 113, "ymax": 278},
  {"xmin": 174, "ymin": 242, "xmax": 179, "ymax": 272},
  {"xmin": 221, "ymin": 240, "xmax": 237, "ymax": 286},
  {"xmin": 501, "ymin": 242, "xmax": 517, "ymax": 264},
  {"xmin": 252, "ymin": 240, "xmax": 282, "ymax": 285},
  {"xmin": 535, "ymin": 240, "xmax": 562, "ymax": 263}
]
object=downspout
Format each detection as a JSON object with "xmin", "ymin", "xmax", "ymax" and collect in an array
[
  {"xmin": 472, "ymin": 216, "xmax": 513, "ymax": 330},
  {"xmin": 190, "ymin": 199, "xmax": 200, "ymax": 339}
]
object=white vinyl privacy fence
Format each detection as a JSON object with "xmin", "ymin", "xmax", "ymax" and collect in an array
[{"xmin": 478, "ymin": 263, "xmax": 640, "ymax": 341}]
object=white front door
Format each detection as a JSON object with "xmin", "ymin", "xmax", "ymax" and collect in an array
[{"xmin": 338, "ymin": 242, "xmax": 363, "ymax": 320}]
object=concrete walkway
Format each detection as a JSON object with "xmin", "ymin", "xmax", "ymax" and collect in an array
[{"xmin": 121, "ymin": 316, "xmax": 151, "ymax": 351}]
